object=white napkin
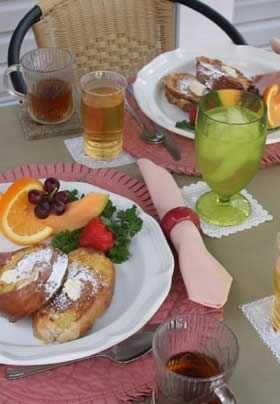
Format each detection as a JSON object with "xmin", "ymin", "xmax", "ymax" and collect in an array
[{"xmin": 138, "ymin": 158, "xmax": 233, "ymax": 309}]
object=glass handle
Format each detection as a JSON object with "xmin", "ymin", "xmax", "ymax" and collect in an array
[
  {"xmin": 3, "ymin": 64, "xmax": 26, "ymax": 100},
  {"xmin": 214, "ymin": 382, "xmax": 237, "ymax": 403}
]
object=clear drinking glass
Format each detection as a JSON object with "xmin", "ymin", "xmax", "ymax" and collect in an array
[
  {"xmin": 4, "ymin": 48, "xmax": 74, "ymax": 124},
  {"xmin": 152, "ymin": 313, "xmax": 239, "ymax": 404},
  {"xmin": 80, "ymin": 70, "xmax": 127, "ymax": 161},
  {"xmin": 195, "ymin": 89, "xmax": 267, "ymax": 226}
]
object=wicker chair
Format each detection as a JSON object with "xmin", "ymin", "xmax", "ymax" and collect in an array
[{"xmin": 8, "ymin": 0, "xmax": 247, "ymax": 93}]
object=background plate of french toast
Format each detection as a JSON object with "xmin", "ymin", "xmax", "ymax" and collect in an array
[
  {"xmin": 133, "ymin": 44, "xmax": 280, "ymax": 144},
  {"xmin": 0, "ymin": 180, "xmax": 174, "ymax": 365}
]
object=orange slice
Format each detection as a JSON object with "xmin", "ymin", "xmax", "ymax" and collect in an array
[
  {"xmin": 263, "ymin": 83, "xmax": 280, "ymax": 129},
  {"xmin": 0, "ymin": 177, "xmax": 53, "ymax": 245}
]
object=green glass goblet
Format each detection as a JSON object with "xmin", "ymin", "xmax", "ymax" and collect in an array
[{"xmin": 195, "ymin": 89, "xmax": 267, "ymax": 226}]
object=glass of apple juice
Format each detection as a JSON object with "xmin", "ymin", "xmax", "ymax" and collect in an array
[{"xmin": 80, "ymin": 71, "xmax": 127, "ymax": 161}]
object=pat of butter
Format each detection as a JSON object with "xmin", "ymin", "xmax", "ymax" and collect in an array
[
  {"xmin": 0, "ymin": 267, "xmax": 39, "ymax": 286},
  {"xmin": 189, "ymin": 80, "xmax": 207, "ymax": 96},
  {"xmin": 63, "ymin": 279, "xmax": 83, "ymax": 301},
  {"xmin": 0, "ymin": 269, "xmax": 19, "ymax": 284},
  {"xmin": 221, "ymin": 65, "xmax": 237, "ymax": 77}
]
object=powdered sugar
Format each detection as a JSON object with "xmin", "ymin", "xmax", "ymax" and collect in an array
[
  {"xmin": 0, "ymin": 247, "xmax": 53, "ymax": 285},
  {"xmin": 51, "ymin": 261, "xmax": 103, "ymax": 311},
  {"xmin": 43, "ymin": 252, "xmax": 68, "ymax": 299},
  {"xmin": 176, "ymin": 78, "xmax": 192, "ymax": 94},
  {"xmin": 197, "ymin": 61, "xmax": 237, "ymax": 89}
]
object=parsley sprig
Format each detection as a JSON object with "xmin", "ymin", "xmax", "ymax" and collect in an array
[
  {"xmin": 51, "ymin": 198, "xmax": 143, "ymax": 264},
  {"xmin": 101, "ymin": 201, "xmax": 143, "ymax": 263},
  {"xmin": 175, "ymin": 120, "xmax": 195, "ymax": 130}
]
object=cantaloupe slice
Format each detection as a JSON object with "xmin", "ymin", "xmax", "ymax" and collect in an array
[{"xmin": 40, "ymin": 192, "xmax": 109, "ymax": 234}]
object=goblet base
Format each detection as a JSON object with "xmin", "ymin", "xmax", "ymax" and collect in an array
[{"xmin": 196, "ymin": 191, "xmax": 251, "ymax": 226}]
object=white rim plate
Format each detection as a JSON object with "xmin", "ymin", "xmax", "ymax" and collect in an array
[
  {"xmin": 133, "ymin": 44, "xmax": 280, "ymax": 145},
  {"xmin": 0, "ymin": 180, "xmax": 174, "ymax": 365}
]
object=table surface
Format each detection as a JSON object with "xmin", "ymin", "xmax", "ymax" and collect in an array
[{"xmin": 2, "ymin": 104, "xmax": 280, "ymax": 404}]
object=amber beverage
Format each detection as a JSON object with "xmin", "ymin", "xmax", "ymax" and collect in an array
[
  {"xmin": 80, "ymin": 71, "xmax": 127, "ymax": 161},
  {"xmin": 29, "ymin": 78, "xmax": 73, "ymax": 123},
  {"xmin": 272, "ymin": 233, "xmax": 280, "ymax": 331},
  {"xmin": 3, "ymin": 48, "xmax": 74, "ymax": 124},
  {"xmin": 152, "ymin": 314, "xmax": 239, "ymax": 404}
]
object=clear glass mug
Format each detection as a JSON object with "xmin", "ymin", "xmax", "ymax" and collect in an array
[
  {"xmin": 152, "ymin": 313, "xmax": 239, "ymax": 403},
  {"xmin": 4, "ymin": 47, "xmax": 74, "ymax": 124}
]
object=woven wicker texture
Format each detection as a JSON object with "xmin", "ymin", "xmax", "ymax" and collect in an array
[{"xmin": 33, "ymin": 0, "xmax": 176, "ymax": 87}]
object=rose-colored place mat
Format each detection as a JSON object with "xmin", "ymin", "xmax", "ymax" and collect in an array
[
  {"xmin": 123, "ymin": 81, "xmax": 280, "ymax": 175},
  {"xmin": 0, "ymin": 162, "xmax": 222, "ymax": 404}
]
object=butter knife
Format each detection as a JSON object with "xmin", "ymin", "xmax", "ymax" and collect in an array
[{"xmin": 126, "ymin": 83, "xmax": 181, "ymax": 161}]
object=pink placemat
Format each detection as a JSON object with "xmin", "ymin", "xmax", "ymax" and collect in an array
[
  {"xmin": 123, "ymin": 80, "xmax": 280, "ymax": 175},
  {"xmin": 0, "ymin": 162, "xmax": 222, "ymax": 404}
]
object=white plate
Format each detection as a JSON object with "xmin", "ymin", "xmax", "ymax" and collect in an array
[
  {"xmin": 0, "ymin": 180, "xmax": 174, "ymax": 365},
  {"xmin": 133, "ymin": 44, "xmax": 280, "ymax": 145}
]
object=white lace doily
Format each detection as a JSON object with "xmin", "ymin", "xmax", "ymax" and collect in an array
[
  {"xmin": 240, "ymin": 296, "xmax": 280, "ymax": 362},
  {"xmin": 182, "ymin": 181, "xmax": 273, "ymax": 238},
  {"xmin": 64, "ymin": 136, "xmax": 136, "ymax": 168}
]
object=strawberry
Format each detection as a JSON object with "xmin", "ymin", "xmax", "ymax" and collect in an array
[
  {"xmin": 79, "ymin": 217, "xmax": 115, "ymax": 252},
  {"xmin": 189, "ymin": 107, "xmax": 198, "ymax": 126}
]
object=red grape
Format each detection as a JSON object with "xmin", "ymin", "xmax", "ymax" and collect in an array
[
  {"xmin": 51, "ymin": 200, "xmax": 66, "ymax": 216},
  {"xmin": 44, "ymin": 177, "xmax": 60, "ymax": 194},
  {"xmin": 28, "ymin": 189, "xmax": 44, "ymax": 205},
  {"xmin": 55, "ymin": 191, "xmax": 69, "ymax": 204},
  {"xmin": 34, "ymin": 201, "xmax": 51, "ymax": 219}
]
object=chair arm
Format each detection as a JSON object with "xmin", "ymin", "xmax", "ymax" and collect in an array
[
  {"xmin": 7, "ymin": 6, "xmax": 42, "ymax": 94},
  {"xmin": 171, "ymin": 0, "xmax": 247, "ymax": 45}
]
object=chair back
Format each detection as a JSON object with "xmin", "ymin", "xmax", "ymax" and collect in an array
[{"xmin": 32, "ymin": 0, "xmax": 176, "ymax": 86}]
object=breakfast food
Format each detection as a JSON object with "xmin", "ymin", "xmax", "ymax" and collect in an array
[
  {"xmin": 162, "ymin": 72, "xmax": 207, "ymax": 112},
  {"xmin": 40, "ymin": 192, "xmax": 109, "ymax": 234},
  {"xmin": 0, "ymin": 177, "xmax": 53, "ymax": 245},
  {"xmin": 262, "ymin": 83, "xmax": 280, "ymax": 129},
  {"xmin": 196, "ymin": 56, "xmax": 252, "ymax": 91},
  {"xmin": 162, "ymin": 56, "xmax": 254, "ymax": 116},
  {"xmin": 0, "ymin": 245, "xmax": 68, "ymax": 322},
  {"xmin": 33, "ymin": 248, "xmax": 115, "ymax": 344}
]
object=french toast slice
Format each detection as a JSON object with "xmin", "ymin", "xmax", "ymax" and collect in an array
[
  {"xmin": 162, "ymin": 72, "xmax": 207, "ymax": 109},
  {"xmin": 196, "ymin": 56, "xmax": 252, "ymax": 91},
  {"xmin": 32, "ymin": 248, "xmax": 115, "ymax": 344},
  {"xmin": 0, "ymin": 245, "xmax": 68, "ymax": 322},
  {"xmin": 165, "ymin": 88, "xmax": 198, "ymax": 112}
]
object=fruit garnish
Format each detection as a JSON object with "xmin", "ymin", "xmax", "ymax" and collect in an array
[
  {"xmin": 0, "ymin": 177, "xmax": 53, "ymax": 245},
  {"xmin": 160, "ymin": 206, "xmax": 201, "ymax": 239},
  {"xmin": 79, "ymin": 217, "xmax": 115, "ymax": 252},
  {"xmin": 51, "ymin": 200, "xmax": 143, "ymax": 263},
  {"xmin": 43, "ymin": 177, "xmax": 60, "ymax": 194},
  {"xmin": 28, "ymin": 177, "xmax": 70, "ymax": 218},
  {"xmin": 189, "ymin": 106, "xmax": 198, "ymax": 126},
  {"xmin": 262, "ymin": 84, "xmax": 280, "ymax": 129}
]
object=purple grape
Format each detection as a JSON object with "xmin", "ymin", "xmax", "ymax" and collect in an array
[
  {"xmin": 55, "ymin": 191, "xmax": 69, "ymax": 204},
  {"xmin": 44, "ymin": 177, "xmax": 60, "ymax": 194},
  {"xmin": 51, "ymin": 200, "xmax": 66, "ymax": 216},
  {"xmin": 28, "ymin": 189, "xmax": 44, "ymax": 205},
  {"xmin": 34, "ymin": 201, "xmax": 51, "ymax": 219}
]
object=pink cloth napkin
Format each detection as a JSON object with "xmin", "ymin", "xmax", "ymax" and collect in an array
[
  {"xmin": 138, "ymin": 158, "xmax": 233, "ymax": 308},
  {"xmin": 272, "ymin": 38, "xmax": 280, "ymax": 54}
]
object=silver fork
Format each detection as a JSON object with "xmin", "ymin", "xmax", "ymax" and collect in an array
[{"xmin": 6, "ymin": 323, "xmax": 159, "ymax": 379}]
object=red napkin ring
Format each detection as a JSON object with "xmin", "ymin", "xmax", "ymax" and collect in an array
[{"xmin": 160, "ymin": 207, "xmax": 201, "ymax": 238}]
